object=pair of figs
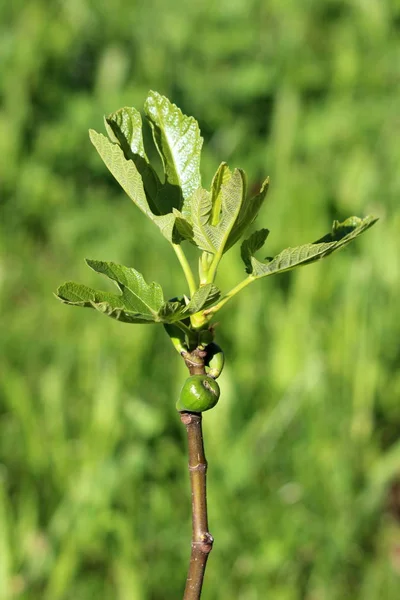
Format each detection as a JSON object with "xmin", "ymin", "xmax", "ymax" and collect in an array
[{"xmin": 176, "ymin": 344, "xmax": 224, "ymax": 413}]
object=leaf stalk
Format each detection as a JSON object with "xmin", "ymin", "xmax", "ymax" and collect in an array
[
  {"xmin": 204, "ymin": 275, "xmax": 255, "ymax": 317},
  {"xmin": 173, "ymin": 244, "xmax": 198, "ymax": 297},
  {"xmin": 205, "ymin": 249, "xmax": 224, "ymax": 285}
]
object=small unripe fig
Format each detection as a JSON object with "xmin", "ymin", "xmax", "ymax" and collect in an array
[
  {"xmin": 205, "ymin": 343, "xmax": 225, "ymax": 379},
  {"xmin": 176, "ymin": 375, "xmax": 220, "ymax": 412}
]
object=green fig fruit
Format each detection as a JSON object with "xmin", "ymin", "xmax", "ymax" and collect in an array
[
  {"xmin": 176, "ymin": 375, "xmax": 220, "ymax": 412},
  {"xmin": 205, "ymin": 343, "xmax": 225, "ymax": 379}
]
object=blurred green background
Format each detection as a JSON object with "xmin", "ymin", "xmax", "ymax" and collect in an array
[{"xmin": 1, "ymin": 0, "xmax": 399, "ymax": 598}]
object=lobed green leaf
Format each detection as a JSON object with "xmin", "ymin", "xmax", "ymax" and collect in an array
[
  {"xmin": 226, "ymin": 177, "xmax": 269, "ymax": 251},
  {"xmin": 243, "ymin": 215, "xmax": 378, "ymax": 278},
  {"xmin": 56, "ymin": 261, "xmax": 220, "ymax": 326},
  {"xmin": 210, "ymin": 163, "xmax": 232, "ymax": 226},
  {"xmin": 191, "ymin": 188, "xmax": 215, "ymax": 252},
  {"xmin": 172, "ymin": 208, "xmax": 194, "ymax": 242},
  {"xmin": 190, "ymin": 169, "xmax": 246, "ymax": 255},
  {"xmin": 55, "ymin": 282, "xmax": 157, "ymax": 324},
  {"xmin": 215, "ymin": 168, "xmax": 246, "ymax": 254},
  {"xmin": 144, "ymin": 91, "xmax": 203, "ymax": 216},
  {"xmin": 105, "ymin": 107, "xmax": 162, "ymax": 213},
  {"xmin": 56, "ymin": 260, "xmax": 166, "ymax": 324},
  {"xmin": 89, "ymin": 129, "xmax": 176, "ymax": 242},
  {"xmin": 85, "ymin": 260, "xmax": 164, "ymax": 315},
  {"xmin": 241, "ymin": 228, "xmax": 270, "ymax": 274}
]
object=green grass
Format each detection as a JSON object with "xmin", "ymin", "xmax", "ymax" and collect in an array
[{"xmin": 1, "ymin": 1, "xmax": 399, "ymax": 598}]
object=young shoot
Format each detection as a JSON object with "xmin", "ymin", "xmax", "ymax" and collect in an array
[{"xmin": 55, "ymin": 91, "xmax": 378, "ymax": 600}]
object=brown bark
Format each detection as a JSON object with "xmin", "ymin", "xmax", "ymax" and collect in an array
[{"xmin": 179, "ymin": 348, "xmax": 213, "ymax": 600}]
